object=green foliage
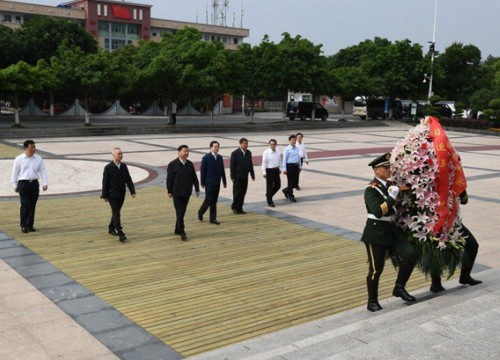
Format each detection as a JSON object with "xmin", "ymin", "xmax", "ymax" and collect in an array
[{"xmin": 15, "ymin": 15, "xmax": 98, "ymax": 65}]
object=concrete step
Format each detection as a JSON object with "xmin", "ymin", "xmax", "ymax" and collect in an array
[{"xmin": 189, "ymin": 268, "xmax": 500, "ymax": 360}]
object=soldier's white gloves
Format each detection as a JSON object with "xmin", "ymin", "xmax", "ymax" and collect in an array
[{"xmin": 388, "ymin": 186, "xmax": 400, "ymax": 199}]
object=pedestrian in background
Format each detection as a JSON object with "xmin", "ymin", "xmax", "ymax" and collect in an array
[
  {"xmin": 282, "ymin": 134, "xmax": 301, "ymax": 203},
  {"xmin": 295, "ymin": 132, "xmax": 308, "ymax": 190},
  {"xmin": 101, "ymin": 147, "xmax": 136, "ymax": 242},
  {"xmin": 167, "ymin": 145, "xmax": 200, "ymax": 241},
  {"xmin": 198, "ymin": 140, "xmax": 227, "ymax": 225},
  {"xmin": 11, "ymin": 139, "xmax": 48, "ymax": 233},
  {"xmin": 230, "ymin": 138, "xmax": 255, "ymax": 214},
  {"xmin": 262, "ymin": 139, "xmax": 281, "ymax": 207}
]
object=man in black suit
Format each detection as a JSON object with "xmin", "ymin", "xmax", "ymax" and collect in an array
[
  {"xmin": 230, "ymin": 138, "xmax": 255, "ymax": 214},
  {"xmin": 198, "ymin": 141, "xmax": 227, "ymax": 224},
  {"xmin": 101, "ymin": 147, "xmax": 136, "ymax": 242},
  {"xmin": 167, "ymin": 145, "xmax": 200, "ymax": 241}
]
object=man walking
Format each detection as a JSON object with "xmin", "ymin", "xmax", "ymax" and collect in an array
[
  {"xmin": 230, "ymin": 138, "xmax": 255, "ymax": 214},
  {"xmin": 101, "ymin": 147, "xmax": 136, "ymax": 242},
  {"xmin": 198, "ymin": 141, "xmax": 227, "ymax": 224},
  {"xmin": 261, "ymin": 139, "xmax": 281, "ymax": 207},
  {"xmin": 361, "ymin": 153, "xmax": 417, "ymax": 312},
  {"xmin": 282, "ymin": 134, "xmax": 301, "ymax": 203},
  {"xmin": 295, "ymin": 132, "xmax": 308, "ymax": 190},
  {"xmin": 11, "ymin": 139, "xmax": 48, "ymax": 233},
  {"xmin": 167, "ymin": 145, "xmax": 200, "ymax": 241}
]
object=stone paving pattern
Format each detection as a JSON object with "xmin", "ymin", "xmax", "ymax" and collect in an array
[{"xmin": 1, "ymin": 121, "xmax": 500, "ymax": 359}]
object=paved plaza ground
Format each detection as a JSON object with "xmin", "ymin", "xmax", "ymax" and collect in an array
[{"xmin": 1, "ymin": 121, "xmax": 499, "ymax": 359}]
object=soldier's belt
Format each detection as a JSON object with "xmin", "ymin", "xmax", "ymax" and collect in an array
[{"xmin": 367, "ymin": 214, "xmax": 393, "ymax": 222}]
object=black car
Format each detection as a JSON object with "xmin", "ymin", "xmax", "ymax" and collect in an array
[{"xmin": 286, "ymin": 101, "xmax": 328, "ymax": 121}]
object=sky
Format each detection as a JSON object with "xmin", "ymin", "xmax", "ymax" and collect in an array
[{"xmin": 20, "ymin": 0, "xmax": 500, "ymax": 59}]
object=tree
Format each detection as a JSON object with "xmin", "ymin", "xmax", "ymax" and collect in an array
[
  {"xmin": 433, "ymin": 43, "xmax": 482, "ymax": 105},
  {"xmin": 0, "ymin": 25, "xmax": 20, "ymax": 68},
  {"xmin": 16, "ymin": 15, "xmax": 98, "ymax": 65},
  {"xmin": 0, "ymin": 61, "xmax": 46, "ymax": 124}
]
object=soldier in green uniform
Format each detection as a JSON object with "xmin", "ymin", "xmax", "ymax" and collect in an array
[{"xmin": 361, "ymin": 153, "xmax": 417, "ymax": 312}]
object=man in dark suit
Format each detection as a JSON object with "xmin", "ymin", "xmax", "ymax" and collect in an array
[
  {"xmin": 101, "ymin": 147, "xmax": 136, "ymax": 242},
  {"xmin": 167, "ymin": 145, "xmax": 200, "ymax": 241},
  {"xmin": 198, "ymin": 141, "xmax": 227, "ymax": 224},
  {"xmin": 230, "ymin": 138, "xmax": 255, "ymax": 214},
  {"xmin": 361, "ymin": 152, "xmax": 417, "ymax": 312}
]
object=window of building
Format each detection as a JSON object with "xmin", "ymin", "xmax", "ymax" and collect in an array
[
  {"xmin": 3, "ymin": 15, "xmax": 12, "ymax": 23},
  {"xmin": 111, "ymin": 39, "xmax": 126, "ymax": 50},
  {"xmin": 112, "ymin": 23, "xmax": 126, "ymax": 38},
  {"xmin": 133, "ymin": 9, "xmax": 137, "ymax": 20},
  {"xmin": 139, "ymin": 9, "xmax": 143, "ymax": 21},
  {"xmin": 104, "ymin": 38, "xmax": 110, "ymax": 50},
  {"xmin": 233, "ymin": 38, "xmax": 239, "ymax": 44},
  {"xmin": 103, "ymin": 4, "xmax": 108, "ymax": 17},
  {"xmin": 97, "ymin": 4, "xmax": 101, "ymax": 16},
  {"xmin": 127, "ymin": 24, "xmax": 140, "ymax": 39},
  {"xmin": 98, "ymin": 21, "xmax": 109, "ymax": 36},
  {"xmin": 15, "ymin": 15, "xmax": 22, "ymax": 24}
]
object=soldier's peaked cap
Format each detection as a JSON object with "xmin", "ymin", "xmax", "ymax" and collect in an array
[{"xmin": 368, "ymin": 152, "xmax": 391, "ymax": 168}]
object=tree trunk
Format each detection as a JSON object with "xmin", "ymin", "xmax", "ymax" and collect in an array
[{"xmin": 84, "ymin": 94, "xmax": 90, "ymax": 125}]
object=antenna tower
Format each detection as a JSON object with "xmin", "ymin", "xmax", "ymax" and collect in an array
[{"xmin": 212, "ymin": 0, "xmax": 229, "ymax": 26}]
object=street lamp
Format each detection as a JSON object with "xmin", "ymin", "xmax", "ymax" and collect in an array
[{"xmin": 426, "ymin": 0, "xmax": 438, "ymax": 100}]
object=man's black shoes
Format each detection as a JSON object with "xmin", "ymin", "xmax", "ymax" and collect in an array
[
  {"xmin": 29, "ymin": 227, "xmax": 36, "ymax": 232},
  {"xmin": 210, "ymin": 220, "xmax": 220, "ymax": 225},
  {"xmin": 21, "ymin": 227, "xmax": 29, "ymax": 233},
  {"xmin": 282, "ymin": 190, "xmax": 289, "ymax": 199},
  {"xmin": 459, "ymin": 275, "xmax": 483, "ymax": 286},
  {"xmin": 268, "ymin": 201, "xmax": 275, "ymax": 208},
  {"xmin": 109, "ymin": 229, "xmax": 119, "ymax": 236},
  {"xmin": 118, "ymin": 230, "xmax": 127, "ymax": 242},
  {"xmin": 289, "ymin": 196, "xmax": 297, "ymax": 203},
  {"xmin": 392, "ymin": 285, "xmax": 416, "ymax": 302},
  {"xmin": 198, "ymin": 212, "xmax": 203, "ymax": 222},
  {"xmin": 367, "ymin": 300, "xmax": 383, "ymax": 312},
  {"xmin": 180, "ymin": 233, "xmax": 188, "ymax": 241}
]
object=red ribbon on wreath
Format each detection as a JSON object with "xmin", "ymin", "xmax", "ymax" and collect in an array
[{"xmin": 428, "ymin": 116, "xmax": 467, "ymax": 235}]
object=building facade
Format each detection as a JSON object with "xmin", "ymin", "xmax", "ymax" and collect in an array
[{"xmin": 0, "ymin": 0, "xmax": 249, "ymax": 51}]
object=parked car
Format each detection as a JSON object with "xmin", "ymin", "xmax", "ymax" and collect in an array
[
  {"xmin": 286, "ymin": 101, "xmax": 328, "ymax": 121},
  {"xmin": 392, "ymin": 99, "xmax": 412, "ymax": 119}
]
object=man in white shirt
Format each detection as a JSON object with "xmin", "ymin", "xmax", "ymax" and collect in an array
[
  {"xmin": 282, "ymin": 134, "xmax": 301, "ymax": 203},
  {"xmin": 11, "ymin": 139, "xmax": 48, "ymax": 233},
  {"xmin": 261, "ymin": 139, "xmax": 281, "ymax": 207},
  {"xmin": 295, "ymin": 132, "xmax": 309, "ymax": 190}
]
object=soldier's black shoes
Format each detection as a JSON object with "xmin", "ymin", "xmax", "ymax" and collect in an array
[
  {"xmin": 282, "ymin": 189, "xmax": 289, "ymax": 199},
  {"xmin": 430, "ymin": 283, "xmax": 446, "ymax": 293},
  {"xmin": 392, "ymin": 285, "xmax": 416, "ymax": 302},
  {"xmin": 180, "ymin": 233, "xmax": 188, "ymax": 241},
  {"xmin": 29, "ymin": 227, "xmax": 36, "ymax": 232},
  {"xmin": 430, "ymin": 278, "xmax": 446, "ymax": 293},
  {"xmin": 459, "ymin": 275, "xmax": 483, "ymax": 286},
  {"xmin": 367, "ymin": 300, "xmax": 382, "ymax": 312},
  {"xmin": 21, "ymin": 227, "xmax": 29, "ymax": 233},
  {"xmin": 198, "ymin": 212, "xmax": 203, "ymax": 221},
  {"xmin": 109, "ymin": 229, "xmax": 119, "ymax": 236}
]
